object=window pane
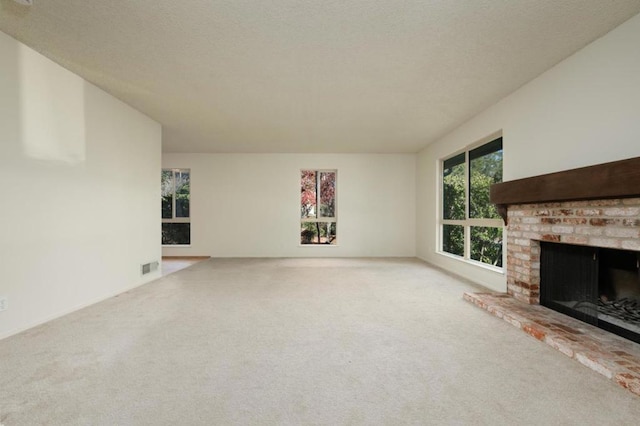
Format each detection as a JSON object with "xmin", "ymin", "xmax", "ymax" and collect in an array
[
  {"xmin": 469, "ymin": 139, "xmax": 502, "ymax": 219},
  {"xmin": 175, "ymin": 170, "xmax": 190, "ymax": 218},
  {"xmin": 301, "ymin": 222, "xmax": 336, "ymax": 245},
  {"xmin": 162, "ymin": 223, "xmax": 190, "ymax": 245},
  {"xmin": 471, "ymin": 226, "xmax": 503, "ymax": 267},
  {"xmin": 161, "ymin": 170, "xmax": 173, "ymax": 219},
  {"xmin": 443, "ymin": 154, "xmax": 465, "ymax": 220},
  {"xmin": 443, "ymin": 225, "xmax": 464, "ymax": 257},
  {"xmin": 319, "ymin": 172, "xmax": 336, "ymax": 218},
  {"xmin": 301, "ymin": 170, "xmax": 317, "ymax": 219}
]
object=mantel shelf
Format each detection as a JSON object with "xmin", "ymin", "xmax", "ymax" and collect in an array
[{"xmin": 490, "ymin": 156, "xmax": 640, "ymax": 224}]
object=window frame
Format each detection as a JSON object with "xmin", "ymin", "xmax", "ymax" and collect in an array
[
  {"xmin": 300, "ymin": 169, "xmax": 338, "ymax": 246},
  {"xmin": 162, "ymin": 168, "xmax": 191, "ymax": 247},
  {"xmin": 438, "ymin": 135, "xmax": 504, "ymax": 271}
]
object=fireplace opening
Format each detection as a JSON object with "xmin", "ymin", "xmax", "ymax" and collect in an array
[{"xmin": 540, "ymin": 242, "xmax": 640, "ymax": 344}]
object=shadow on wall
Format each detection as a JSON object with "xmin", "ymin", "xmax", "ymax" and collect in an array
[
  {"xmin": 18, "ymin": 43, "xmax": 86, "ymax": 164},
  {"xmin": 0, "ymin": 28, "xmax": 86, "ymax": 166},
  {"xmin": 0, "ymin": 27, "xmax": 21, "ymax": 165}
]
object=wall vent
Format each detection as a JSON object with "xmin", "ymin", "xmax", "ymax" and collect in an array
[{"xmin": 141, "ymin": 261, "xmax": 159, "ymax": 275}]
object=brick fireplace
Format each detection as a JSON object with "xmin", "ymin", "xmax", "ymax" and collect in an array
[
  {"xmin": 464, "ymin": 156, "xmax": 640, "ymax": 397},
  {"xmin": 489, "ymin": 155, "xmax": 640, "ymax": 306},
  {"xmin": 505, "ymin": 197, "xmax": 640, "ymax": 304}
]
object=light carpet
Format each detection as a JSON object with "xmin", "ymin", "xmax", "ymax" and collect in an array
[{"xmin": 1, "ymin": 258, "xmax": 639, "ymax": 425}]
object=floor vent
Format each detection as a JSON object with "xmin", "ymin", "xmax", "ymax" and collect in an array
[{"xmin": 141, "ymin": 261, "xmax": 159, "ymax": 275}]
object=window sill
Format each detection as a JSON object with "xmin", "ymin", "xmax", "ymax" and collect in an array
[
  {"xmin": 299, "ymin": 244, "xmax": 339, "ymax": 247},
  {"xmin": 436, "ymin": 250, "xmax": 504, "ymax": 274},
  {"xmin": 162, "ymin": 245, "xmax": 192, "ymax": 248}
]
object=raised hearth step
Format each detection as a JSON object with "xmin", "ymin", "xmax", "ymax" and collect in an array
[{"xmin": 464, "ymin": 292, "xmax": 640, "ymax": 398}]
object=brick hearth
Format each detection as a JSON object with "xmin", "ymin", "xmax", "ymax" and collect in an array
[{"xmin": 465, "ymin": 292, "xmax": 640, "ymax": 397}]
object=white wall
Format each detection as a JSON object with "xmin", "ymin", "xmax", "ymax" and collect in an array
[
  {"xmin": 0, "ymin": 31, "xmax": 162, "ymax": 339},
  {"xmin": 162, "ymin": 154, "xmax": 416, "ymax": 257},
  {"xmin": 417, "ymin": 14, "xmax": 640, "ymax": 292}
]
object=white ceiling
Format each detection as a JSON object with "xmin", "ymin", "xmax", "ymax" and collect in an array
[{"xmin": 1, "ymin": 1, "xmax": 640, "ymax": 153}]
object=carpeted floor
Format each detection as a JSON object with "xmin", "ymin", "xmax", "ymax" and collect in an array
[
  {"xmin": 1, "ymin": 258, "xmax": 640, "ymax": 425},
  {"xmin": 161, "ymin": 256, "xmax": 209, "ymax": 276}
]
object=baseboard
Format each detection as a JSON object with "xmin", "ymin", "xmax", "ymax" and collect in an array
[
  {"xmin": 162, "ymin": 256, "xmax": 210, "ymax": 260},
  {"xmin": 0, "ymin": 271, "xmax": 161, "ymax": 341}
]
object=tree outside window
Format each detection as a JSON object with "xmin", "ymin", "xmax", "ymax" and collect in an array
[
  {"xmin": 301, "ymin": 170, "xmax": 337, "ymax": 245},
  {"xmin": 441, "ymin": 137, "xmax": 503, "ymax": 267},
  {"xmin": 162, "ymin": 169, "xmax": 190, "ymax": 245}
]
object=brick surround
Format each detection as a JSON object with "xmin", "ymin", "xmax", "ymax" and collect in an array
[{"xmin": 506, "ymin": 197, "xmax": 640, "ymax": 304}]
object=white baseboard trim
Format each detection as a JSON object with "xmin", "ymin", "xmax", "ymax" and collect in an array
[{"xmin": 0, "ymin": 271, "xmax": 161, "ymax": 341}]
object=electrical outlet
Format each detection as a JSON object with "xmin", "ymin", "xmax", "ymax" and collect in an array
[{"xmin": 0, "ymin": 298, "xmax": 7, "ymax": 312}]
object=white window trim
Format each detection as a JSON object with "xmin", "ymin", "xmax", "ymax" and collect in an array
[
  {"xmin": 300, "ymin": 169, "xmax": 338, "ymax": 246},
  {"xmin": 437, "ymin": 133, "xmax": 505, "ymax": 270}
]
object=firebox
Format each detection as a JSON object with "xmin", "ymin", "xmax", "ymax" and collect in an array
[{"xmin": 540, "ymin": 242, "xmax": 640, "ymax": 344}]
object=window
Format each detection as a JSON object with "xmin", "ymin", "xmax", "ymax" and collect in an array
[
  {"xmin": 441, "ymin": 137, "xmax": 503, "ymax": 267},
  {"xmin": 162, "ymin": 168, "xmax": 190, "ymax": 245},
  {"xmin": 301, "ymin": 170, "xmax": 337, "ymax": 245}
]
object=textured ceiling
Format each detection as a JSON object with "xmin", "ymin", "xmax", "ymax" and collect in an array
[{"xmin": 1, "ymin": 1, "xmax": 640, "ymax": 153}]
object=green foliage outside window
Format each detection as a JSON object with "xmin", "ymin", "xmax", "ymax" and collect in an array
[
  {"xmin": 442, "ymin": 138, "xmax": 503, "ymax": 267},
  {"xmin": 471, "ymin": 226, "xmax": 502, "ymax": 267},
  {"xmin": 443, "ymin": 225, "xmax": 464, "ymax": 257},
  {"xmin": 301, "ymin": 222, "xmax": 337, "ymax": 245},
  {"xmin": 162, "ymin": 169, "xmax": 190, "ymax": 245}
]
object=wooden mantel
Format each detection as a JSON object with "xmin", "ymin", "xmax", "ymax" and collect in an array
[{"xmin": 490, "ymin": 156, "xmax": 640, "ymax": 224}]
